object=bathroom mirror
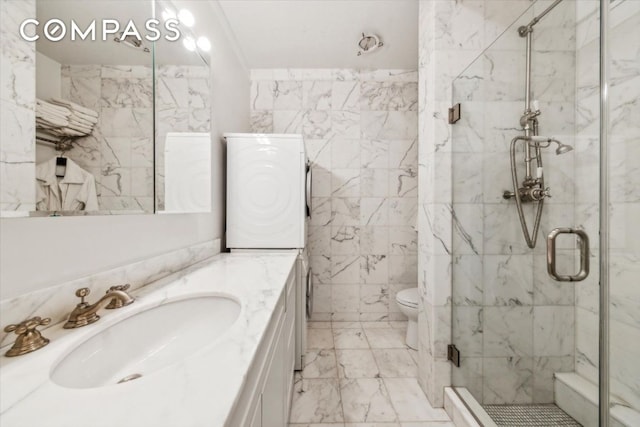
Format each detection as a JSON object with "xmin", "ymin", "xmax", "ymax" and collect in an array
[
  {"xmin": 0, "ymin": 0, "xmax": 211, "ymax": 217},
  {"xmin": 154, "ymin": 1, "xmax": 212, "ymax": 214},
  {"xmin": 35, "ymin": 0, "xmax": 155, "ymax": 215}
]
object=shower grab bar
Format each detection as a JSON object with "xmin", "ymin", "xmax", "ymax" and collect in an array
[{"xmin": 547, "ymin": 228, "xmax": 590, "ymax": 282}]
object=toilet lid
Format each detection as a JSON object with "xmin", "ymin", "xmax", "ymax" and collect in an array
[{"xmin": 396, "ymin": 288, "xmax": 419, "ymax": 307}]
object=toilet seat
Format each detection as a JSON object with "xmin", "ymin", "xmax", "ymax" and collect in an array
[{"xmin": 396, "ymin": 288, "xmax": 419, "ymax": 308}]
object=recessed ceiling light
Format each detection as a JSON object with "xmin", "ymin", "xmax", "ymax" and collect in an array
[
  {"xmin": 178, "ymin": 9, "xmax": 195, "ymax": 27},
  {"xmin": 196, "ymin": 36, "xmax": 211, "ymax": 52},
  {"xmin": 183, "ymin": 36, "xmax": 196, "ymax": 52}
]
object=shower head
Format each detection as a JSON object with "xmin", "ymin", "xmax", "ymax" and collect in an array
[
  {"xmin": 527, "ymin": 136, "xmax": 573, "ymax": 155},
  {"xmin": 555, "ymin": 142, "xmax": 573, "ymax": 155},
  {"xmin": 114, "ymin": 32, "xmax": 150, "ymax": 53}
]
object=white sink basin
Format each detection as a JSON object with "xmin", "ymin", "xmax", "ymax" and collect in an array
[{"xmin": 51, "ymin": 295, "xmax": 241, "ymax": 389}]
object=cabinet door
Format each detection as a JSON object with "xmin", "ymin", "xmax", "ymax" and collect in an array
[
  {"xmin": 249, "ymin": 395, "xmax": 262, "ymax": 427},
  {"xmin": 262, "ymin": 325, "xmax": 285, "ymax": 427}
]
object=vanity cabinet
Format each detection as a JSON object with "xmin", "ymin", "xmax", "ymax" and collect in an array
[{"xmin": 227, "ymin": 267, "xmax": 296, "ymax": 427}]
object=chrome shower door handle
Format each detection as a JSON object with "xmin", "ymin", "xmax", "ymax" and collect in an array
[{"xmin": 546, "ymin": 228, "xmax": 590, "ymax": 282}]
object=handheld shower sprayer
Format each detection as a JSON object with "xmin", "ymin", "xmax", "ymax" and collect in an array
[
  {"xmin": 527, "ymin": 136, "xmax": 574, "ymax": 155},
  {"xmin": 505, "ymin": 135, "xmax": 574, "ymax": 248}
]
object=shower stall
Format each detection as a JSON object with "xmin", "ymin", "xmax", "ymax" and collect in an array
[{"xmin": 449, "ymin": 0, "xmax": 639, "ymax": 426}]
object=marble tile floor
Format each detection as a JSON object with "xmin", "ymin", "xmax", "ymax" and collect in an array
[{"xmin": 289, "ymin": 321, "xmax": 456, "ymax": 427}]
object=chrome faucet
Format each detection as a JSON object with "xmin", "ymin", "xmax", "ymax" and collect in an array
[{"xmin": 64, "ymin": 287, "xmax": 134, "ymax": 329}]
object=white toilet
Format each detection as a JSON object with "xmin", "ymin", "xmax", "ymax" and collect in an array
[{"xmin": 395, "ymin": 287, "xmax": 419, "ymax": 350}]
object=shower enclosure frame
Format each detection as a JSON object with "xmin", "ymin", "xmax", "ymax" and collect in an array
[
  {"xmin": 598, "ymin": 0, "xmax": 610, "ymax": 425},
  {"xmin": 447, "ymin": 0, "xmax": 624, "ymax": 425}
]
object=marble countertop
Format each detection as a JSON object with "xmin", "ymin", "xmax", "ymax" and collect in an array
[{"xmin": 0, "ymin": 252, "xmax": 297, "ymax": 427}]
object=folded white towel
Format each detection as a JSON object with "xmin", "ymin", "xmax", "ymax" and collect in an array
[
  {"xmin": 68, "ymin": 115, "xmax": 95, "ymax": 129},
  {"xmin": 72, "ymin": 110, "xmax": 98, "ymax": 124},
  {"xmin": 43, "ymin": 126, "xmax": 86, "ymax": 137},
  {"xmin": 35, "ymin": 98, "xmax": 97, "ymax": 139},
  {"xmin": 36, "ymin": 118, "xmax": 89, "ymax": 137},
  {"xmin": 35, "ymin": 114, "xmax": 69, "ymax": 128},
  {"xmin": 36, "ymin": 130, "xmax": 62, "ymax": 142},
  {"xmin": 50, "ymin": 97, "xmax": 98, "ymax": 118},
  {"xmin": 37, "ymin": 108, "xmax": 71, "ymax": 124},
  {"xmin": 66, "ymin": 122, "xmax": 93, "ymax": 134},
  {"xmin": 37, "ymin": 99, "xmax": 71, "ymax": 116}
]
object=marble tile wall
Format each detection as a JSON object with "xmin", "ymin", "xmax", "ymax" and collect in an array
[
  {"xmin": 249, "ymin": 68, "xmax": 419, "ymax": 322},
  {"xmin": 0, "ymin": 0, "xmax": 36, "ymax": 212},
  {"xmin": 574, "ymin": 0, "xmax": 640, "ymax": 412},
  {"xmin": 59, "ymin": 64, "xmax": 210, "ymax": 212}
]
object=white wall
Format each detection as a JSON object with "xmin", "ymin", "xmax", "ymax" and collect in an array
[
  {"xmin": 195, "ymin": 0, "xmax": 251, "ymax": 243},
  {"xmin": 35, "ymin": 52, "xmax": 61, "ymax": 100},
  {"xmin": 0, "ymin": 0, "xmax": 250, "ymax": 300}
]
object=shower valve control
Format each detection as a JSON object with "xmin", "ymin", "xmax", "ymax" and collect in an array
[
  {"xmin": 520, "ymin": 109, "xmax": 541, "ymax": 127},
  {"xmin": 504, "ymin": 186, "xmax": 551, "ymax": 202},
  {"xmin": 530, "ymin": 187, "xmax": 551, "ymax": 201}
]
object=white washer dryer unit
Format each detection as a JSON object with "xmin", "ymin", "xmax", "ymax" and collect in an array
[
  {"xmin": 225, "ymin": 133, "xmax": 309, "ymax": 249},
  {"xmin": 224, "ymin": 133, "xmax": 312, "ymax": 371}
]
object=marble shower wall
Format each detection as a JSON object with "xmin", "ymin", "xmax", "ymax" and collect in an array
[
  {"xmin": 0, "ymin": 0, "xmax": 36, "ymax": 212},
  {"xmin": 60, "ymin": 64, "xmax": 210, "ymax": 212},
  {"xmin": 574, "ymin": 0, "xmax": 640, "ymax": 412},
  {"xmin": 417, "ymin": 0, "xmax": 545, "ymax": 407},
  {"xmin": 249, "ymin": 68, "xmax": 418, "ymax": 322}
]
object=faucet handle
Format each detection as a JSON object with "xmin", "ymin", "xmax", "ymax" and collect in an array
[
  {"xmin": 75, "ymin": 287, "xmax": 90, "ymax": 305},
  {"xmin": 105, "ymin": 284, "xmax": 134, "ymax": 309},
  {"xmin": 107, "ymin": 284, "xmax": 130, "ymax": 293},
  {"xmin": 4, "ymin": 316, "xmax": 51, "ymax": 357},
  {"xmin": 4, "ymin": 316, "xmax": 51, "ymax": 334}
]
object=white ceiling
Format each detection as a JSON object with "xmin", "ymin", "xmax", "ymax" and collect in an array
[{"xmin": 217, "ymin": 0, "xmax": 419, "ymax": 70}]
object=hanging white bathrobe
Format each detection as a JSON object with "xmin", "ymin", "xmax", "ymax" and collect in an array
[{"xmin": 36, "ymin": 157, "xmax": 99, "ymax": 211}]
